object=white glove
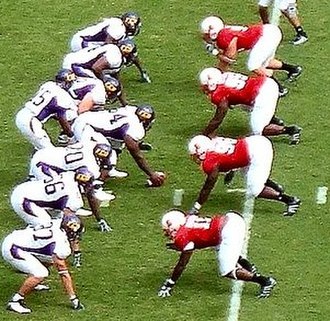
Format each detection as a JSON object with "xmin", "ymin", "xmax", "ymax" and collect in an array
[
  {"xmin": 98, "ymin": 219, "xmax": 112, "ymax": 232},
  {"xmin": 70, "ymin": 296, "xmax": 85, "ymax": 310},
  {"xmin": 205, "ymin": 43, "xmax": 219, "ymax": 56},
  {"xmin": 158, "ymin": 279, "xmax": 175, "ymax": 298}
]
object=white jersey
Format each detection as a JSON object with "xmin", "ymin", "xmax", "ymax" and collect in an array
[
  {"xmin": 23, "ymin": 81, "xmax": 78, "ymax": 123},
  {"xmin": 70, "ymin": 18, "xmax": 126, "ymax": 52},
  {"xmin": 72, "ymin": 106, "xmax": 146, "ymax": 143},
  {"xmin": 62, "ymin": 44, "xmax": 124, "ymax": 78},
  {"xmin": 68, "ymin": 77, "xmax": 107, "ymax": 106},
  {"xmin": 29, "ymin": 142, "xmax": 103, "ymax": 180},
  {"xmin": 1, "ymin": 222, "xmax": 71, "ymax": 277},
  {"xmin": 11, "ymin": 171, "xmax": 83, "ymax": 213}
]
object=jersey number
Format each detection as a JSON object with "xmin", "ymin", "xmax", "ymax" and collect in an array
[
  {"xmin": 109, "ymin": 114, "xmax": 125, "ymax": 125},
  {"xmin": 44, "ymin": 181, "xmax": 65, "ymax": 195},
  {"xmin": 31, "ymin": 89, "xmax": 52, "ymax": 106},
  {"xmin": 64, "ymin": 151, "xmax": 84, "ymax": 165}
]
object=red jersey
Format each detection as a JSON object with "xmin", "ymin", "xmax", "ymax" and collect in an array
[
  {"xmin": 216, "ymin": 24, "xmax": 263, "ymax": 51},
  {"xmin": 202, "ymin": 137, "xmax": 250, "ymax": 173},
  {"xmin": 210, "ymin": 72, "xmax": 266, "ymax": 106},
  {"xmin": 174, "ymin": 215, "xmax": 228, "ymax": 250}
]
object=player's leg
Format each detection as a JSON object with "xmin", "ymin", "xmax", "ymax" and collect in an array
[
  {"xmin": 257, "ymin": 0, "xmax": 273, "ymax": 23},
  {"xmin": 280, "ymin": 0, "xmax": 308, "ymax": 45}
]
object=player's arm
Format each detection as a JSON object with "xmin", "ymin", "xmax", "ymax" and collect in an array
[
  {"xmin": 189, "ymin": 167, "xmax": 220, "ymax": 215},
  {"xmin": 127, "ymin": 54, "xmax": 151, "ymax": 83},
  {"xmin": 158, "ymin": 250, "xmax": 194, "ymax": 297},
  {"xmin": 84, "ymin": 183, "xmax": 103, "ymax": 222},
  {"xmin": 92, "ymin": 57, "xmax": 110, "ymax": 79},
  {"xmin": 203, "ymin": 99, "xmax": 229, "ymax": 137},
  {"xmin": 52, "ymin": 254, "xmax": 84, "ymax": 309},
  {"xmin": 57, "ymin": 114, "xmax": 74, "ymax": 137},
  {"xmin": 77, "ymin": 93, "xmax": 97, "ymax": 114},
  {"xmin": 217, "ymin": 37, "xmax": 237, "ymax": 71}
]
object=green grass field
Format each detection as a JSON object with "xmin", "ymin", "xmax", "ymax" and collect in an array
[{"xmin": 0, "ymin": 1, "xmax": 329, "ymax": 320}]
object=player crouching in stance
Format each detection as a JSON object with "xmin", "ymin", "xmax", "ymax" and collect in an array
[
  {"xmin": 2, "ymin": 215, "xmax": 84, "ymax": 314},
  {"xmin": 187, "ymin": 134, "xmax": 301, "ymax": 216},
  {"xmin": 158, "ymin": 210, "xmax": 276, "ymax": 298}
]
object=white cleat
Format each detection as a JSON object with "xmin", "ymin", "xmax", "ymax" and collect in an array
[
  {"xmin": 108, "ymin": 168, "xmax": 128, "ymax": 178},
  {"xmin": 76, "ymin": 208, "xmax": 93, "ymax": 217},
  {"xmin": 7, "ymin": 300, "xmax": 31, "ymax": 314},
  {"xmin": 34, "ymin": 284, "xmax": 50, "ymax": 291},
  {"xmin": 94, "ymin": 189, "xmax": 116, "ymax": 202}
]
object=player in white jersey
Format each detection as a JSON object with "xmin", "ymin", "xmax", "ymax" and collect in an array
[
  {"xmin": 28, "ymin": 141, "xmax": 116, "ymax": 203},
  {"xmin": 258, "ymin": 0, "xmax": 308, "ymax": 45},
  {"xmin": 15, "ymin": 80, "xmax": 77, "ymax": 150},
  {"xmin": 2, "ymin": 215, "xmax": 84, "ymax": 314},
  {"xmin": 70, "ymin": 17, "xmax": 126, "ymax": 52},
  {"xmin": 72, "ymin": 105, "xmax": 166, "ymax": 186},
  {"xmin": 10, "ymin": 167, "xmax": 112, "ymax": 232},
  {"xmin": 62, "ymin": 43, "xmax": 124, "ymax": 79}
]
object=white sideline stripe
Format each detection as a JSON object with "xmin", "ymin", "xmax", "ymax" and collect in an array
[
  {"xmin": 226, "ymin": 196, "xmax": 255, "ymax": 321},
  {"xmin": 226, "ymin": 188, "xmax": 247, "ymax": 193}
]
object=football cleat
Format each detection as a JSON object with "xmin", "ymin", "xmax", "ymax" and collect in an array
[
  {"xmin": 287, "ymin": 66, "xmax": 303, "ymax": 82},
  {"xmin": 278, "ymin": 86, "xmax": 289, "ymax": 98},
  {"xmin": 34, "ymin": 284, "xmax": 50, "ymax": 291},
  {"xmin": 94, "ymin": 188, "xmax": 116, "ymax": 202},
  {"xmin": 7, "ymin": 300, "xmax": 31, "ymax": 314},
  {"xmin": 108, "ymin": 168, "xmax": 128, "ymax": 178},
  {"xmin": 291, "ymin": 33, "xmax": 308, "ymax": 46},
  {"xmin": 258, "ymin": 277, "xmax": 277, "ymax": 298},
  {"xmin": 288, "ymin": 126, "xmax": 302, "ymax": 145},
  {"xmin": 266, "ymin": 179, "xmax": 285, "ymax": 194},
  {"xmin": 139, "ymin": 141, "xmax": 153, "ymax": 151},
  {"xmin": 283, "ymin": 197, "xmax": 301, "ymax": 217},
  {"xmin": 270, "ymin": 115, "xmax": 284, "ymax": 126}
]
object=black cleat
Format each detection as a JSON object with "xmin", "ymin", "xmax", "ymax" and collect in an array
[
  {"xmin": 266, "ymin": 179, "xmax": 285, "ymax": 194},
  {"xmin": 270, "ymin": 115, "xmax": 284, "ymax": 126},
  {"xmin": 291, "ymin": 33, "xmax": 308, "ymax": 46},
  {"xmin": 289, "ymin": 126, "xmax": 302, "ymax": 145},
  {"xmin": 278, "ymin": 86, "xmax": 289, "ymax": 98},
  {"xmin": 287, "ymin": 66, "xmax": 303, "ymax": 82},
  {"xmin": 258, "ymin": 277, "xmax": 277, "ymax": 298},
  {"xmin": 283, "ymin": 197, "xmax": 301, "ymax": 217}
]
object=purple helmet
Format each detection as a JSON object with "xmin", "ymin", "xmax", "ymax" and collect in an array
[{"xmin": 61, "ymin": 214, "xmax": 83, "ymax": 241}]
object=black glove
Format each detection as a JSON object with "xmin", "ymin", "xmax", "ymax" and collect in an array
[
  {"xmin": 71, "ymin": 296, "xmax": 85, "ymax": 310},
  {"xmin": 158, "ymin": 279, "xmax": 175, "ymax": 298},
  {"xmin": 140, "ymin": 70, "xmax": 151, "ymax": 83}
]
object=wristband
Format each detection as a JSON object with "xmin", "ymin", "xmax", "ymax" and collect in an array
[{"xmin": 193, "ymin": 202, "xmax": 201, "ymax": 211}]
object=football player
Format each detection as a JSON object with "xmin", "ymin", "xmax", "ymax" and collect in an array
[
  {"xmin": 200, "ymin": 16, "xmax": 302, "ymax": 96},
  {"xmin": 187, "ymin": 134, "xmax": 301, "ymax": 216},
  {"xmin": 70, "ymin": 16, "xmax": 126, "ymax": 51},
  {"xmin": 15, "ymin": 76, "xmax": 77, "ymax": 150},
  {"xmin": 158, "ymin": 210, "xmax": 276, "ymax": 298},
  {"xmin": 2, "ymin": 215, "xmax": 84, "ymax": 314},
  {"xmin": 258, "ymin": 0, "xmax": 308, "ymax": 45},
  {"xmin": 72, "ymin": 105, "xmax": 165, "ymax": 185},
  {"xmin": 28, "ymin": 141, "xmax": 115, "ymax": 203},
  {"xmin": 199, "ymin": 67, "xmax": 302, "ymax": 144},
  {"xmin": 10, "ymin": 167, "xmax": 112, "ymax": 232}
]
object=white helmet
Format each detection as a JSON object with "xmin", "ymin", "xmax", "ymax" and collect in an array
[
  {"xmin": 200, "ymin": 16, "xmax": 224, "ymax": 40},
  {"xmin": 161, "ymin": 210, "xmax": 186, "ymax": 232},
  {"xmin": 199, "ymin": 67, "xmax": 223, "ymax": 91},
  {"xmin": 188, "ymin": 135, "xmax": 212, "ymax": 161},
  {"xmin": 106, "ymin": 18, "xmax": 126, "ymax": 41}
]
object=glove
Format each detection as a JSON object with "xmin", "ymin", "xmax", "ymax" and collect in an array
[
  {"xmin": 139, "ymin": 141, "xmax": 153, "ymax": 151},
  {"xmin": 205, "ymin": 43, "xmax": 219, "ymax": 56},
  {"xmin": 147, "ymin": 172, "xmax": 165, "ymax": 187},
  {"xmin": 58, "ymin": 134, "xmax": 75, "ymax": 146},
  {"xmin": 158, "ymin": 279, "xmax": 175, "ymax": 298},
  {"xmin": 71, "ymin": 296, "xmax": 85, "ymax": 310},
  {"xmin": 73, "ymin": 251, "xmax": 82, "ymax": 268},
  {"xmin": 187, "ymin": 202, "xmax": 201, "ymax": 215},
  {"xmin": 140, "ymin": 70, "xmax": 151, "ymax": 83},
  {"xmin": 98, "ymin": 218, "xmax": 112, "ymax": 232}
]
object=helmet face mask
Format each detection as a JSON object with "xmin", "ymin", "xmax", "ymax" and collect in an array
[
  {"xmin": 74, "ymin": 167, "xmax": 94, "ymax": 186},
  {"xmin": 55, "ymin": 69, "xmax": 77, "ymax": 90},
  {"xmin": 118, "ymin": 38, "xmax": 137, "ymax": 57},
  {"xmin": 102, "ymin": 74, "xmax": 122, "ymax": 102},
  {"xmin": 161, "ymin": 210, "xmax": 186, "ymax": 239},
  {"xmin": 93, "ymin": 143, "xmax": 111, "ymax": 169},
  {"xmin": 61, "ymin": 214, "xmax": 83, "ymax": 241},
  {"xmin": 135, "ymin": 105, "xmax": 155, "ymax": 130},
  {"xmin": 121, "ymin": 12, "xmax": 141, "ymax": 36}
]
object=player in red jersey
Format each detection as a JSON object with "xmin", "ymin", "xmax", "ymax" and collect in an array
[
  {"xmin": 199, "ymin": 67, "xmax": 301, "ymax": 144},
  {"xmin": 200, "ymin": 16, "xmax": 302, "ymax": 96},
  {"xmin": 158, "ymin": 209, "xmax": 276, "ymax": 298},
  {"xmin": 187, "ymin": 134, "xmax": 301, "ymax": 216}
]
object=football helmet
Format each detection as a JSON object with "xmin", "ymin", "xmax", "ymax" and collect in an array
[
  {"xmin": 121, "ymin": 12, "xmax": 141, "ymax": 37},
  {"xmin": 199, "ymin": 67, "xmax": 223, "ymax": 91},
  {"xmin": 102, "ymin": 74, "xmax": 122, "ymax": 102},
  {"xmin": 117, "ymin": 38, "xmax": 137, "ymax": 57},
  {"xmin": 200, "ymin": 16, "xmax": 224, "ymax": 40},
  {"xmin": 55, "ymin": 69, "xmax": 77, "ymax": 89},
  {"xmin": 106, "ymin": 17, "xmax": 126, "ymax": 41},
  {"xmin": 135, "ymin": 104, "xmax": 155, "ymax": 130},
  {"xmin": 74, "ymin": 166, "xmax": 94, "ymax": 185},
  {"xmin": 188, "ymin": 135, "xmax": 212, "ymax": 161},
  {"xmin": 93, "ymin": 143, "xmax": 112, "ymax": 169},
  {"xmin": 61, "ymin": 214, "xmax": 84, "ymax": 241},
  {"xmin": 161, "ymin": 210, "xmax": 186, "ymax": 237}
]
